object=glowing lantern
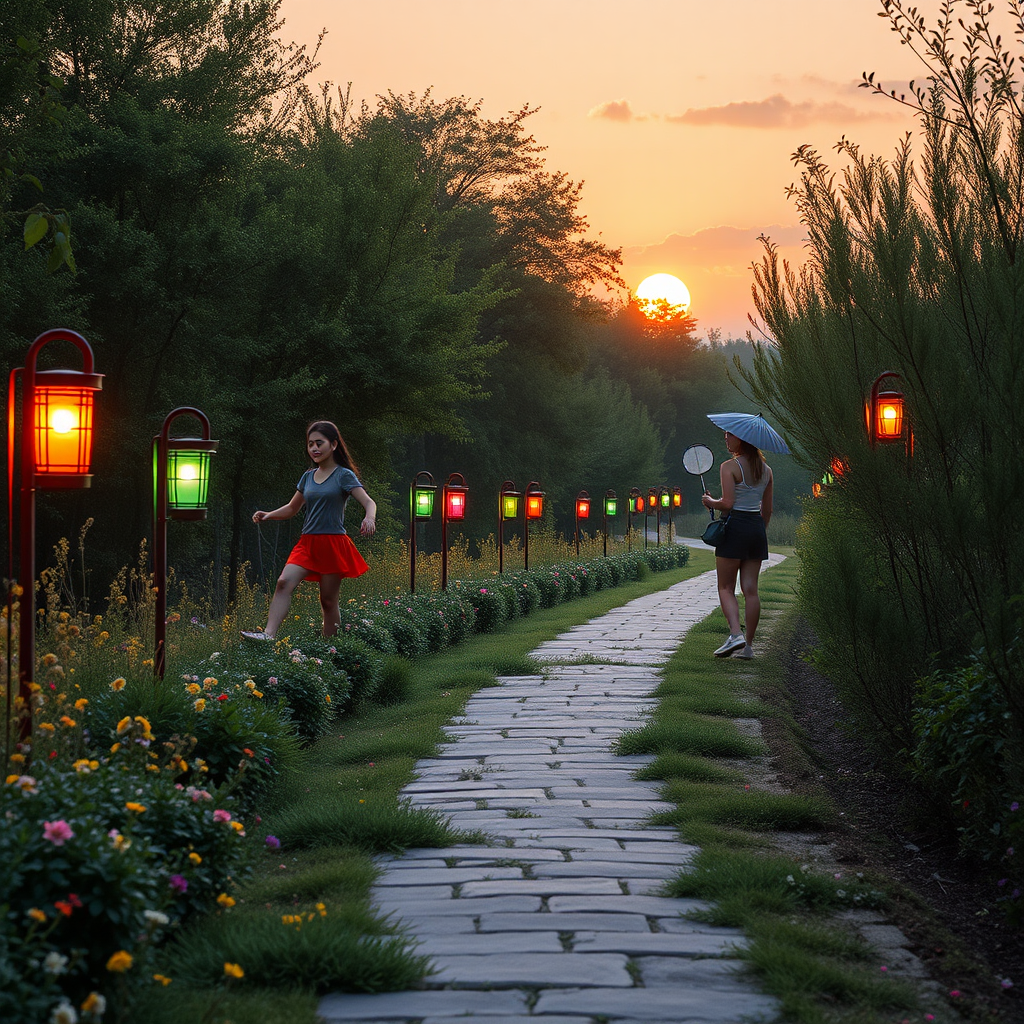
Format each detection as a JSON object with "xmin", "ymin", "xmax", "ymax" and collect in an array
[
  {"xmin": 445, "ymin": 488, "xmax": 467, "ymax": 520},
  {"xmin": 660, "ymin": 490, "xmax": 670, "ymax": 509},
  {"xmin": 812, "ymin": 482, "xmax": 822, "ymax": 499},
  {"xmin": 647, "ymin": 488, "xmax": 658, "ymax": 511},
  {"xmin": 868, "ymin": 372, "xmax": 908, "ymax": 447},
  {"xmin": 526, "ymin": 491, "xmax": 544, "ymax": 519},
  {"xmin": 413, "ymin": 478, "xmax": 436, "ymax": 519},
  {"xmin": 635, "ymin": 494, "xmax": 645, "ymax": 513},
  {"xmin": 31, "ymin": 370, "xmax": 102, "ymax": 486},
  {"xmin": 604, "ymin": 494, "xmax": 618, "ymax": 517},
  {"xmin": 576, "ymin": 493, "xmax": 591, "ymax": 519},
  {"xmin": 500, "ymin": 482, "xmax": 521, "ymax": 521},
  {"xmin": 165, "ymin": 443, "xmax": 216, "ymax": 517},
  {"xmin": 672, "ymin": 487, "xmax": 682, "ymax": 508},
  {"xmin": 523, "ymin": 481, "xmax": 544, "ymax": 570},
  {"xmin": 441, "ymin": 473, "xmax": 469, "ymax": 589}
]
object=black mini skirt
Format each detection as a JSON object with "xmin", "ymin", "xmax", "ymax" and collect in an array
[{"xmin": 716, "ymin": 509, "xmax": 768, "ymax": 562}]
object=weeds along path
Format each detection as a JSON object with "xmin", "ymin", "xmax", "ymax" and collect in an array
[{"xmin": 319, "ymin": 553, "xmax": 786, "ymax": 1024}]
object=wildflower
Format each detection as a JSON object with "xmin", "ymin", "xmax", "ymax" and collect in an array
[
  {"xmin": 110, "ymin": 677, "xmax": 126, "ymax": 691},
  {"xmin": 73, "ymin": 759, "xmax": 99, "ymax": 773},
  {"xmin": 58, "ymin": 715, "xmax": 76, "ymax": 728},
  {"xmin": 8, "ymin": 753, "xmax": 24, "ymax": 764},
  {"xmin": 1012, "ymin": 802, "xmax": 1020, "ymax": 812},
  {"xmin": 186, "ymin": 682, "xmax": 200, "ymax": 695},
  {"xmin": 54, "ymin": 900, "xmax": 74, "ymax": 916},
  {"xmin": 133, "ymin": 715, "xmax": 153, "ymax": 738},
  {"xmin": 244, "ymin": 679, "xmax": 256, "ymax": 690},
  {"xmin": 43, "ymin": 820, "xmax": 75, "ymax": 846},
  {"xmin": 251, "ymin": 690, "xmax": 264, "ymax": 698},
  {"xmin": 325, "ymin": 694, "xmax": 331, "ymax": 703},
  {"xmin": 217, "ymin": 893, "xmax": 236, "ymax": 908},
  {"xmin": 203, "ymin": 677, "xmax": 217, "ymax": 687},
  {"xmin": 28, "ymin": 907, "xmax": 46, "ymax": 922},
  {"xmin": 213, "ymin": 809, "xmax": 232, "ymax": 823},
  {"xmin": 1001, "ymin": 978, "xmax": 1014, "ymax": 989},
  {"xmin": 49, "ymin": 1001, "xmax": 77, "ymax": 1024},
  {"xmin": 38, "ymin": 721, "xmax": 56, "ymax": 732},
  {"xmin": 169, "ymin": 874, "xmax": 188, "ymax": 894},
  {"xmin": 265, "ymin": 835, "xmax": 281, "ymax": 849},
  {"xmin": 43, "ymin": 951, "xmax": 69, "ymax": 975},
  {"xmin": 144, "ymin": 910, "xmax": 170, "ymax": 927},
  {"xmin": 153, "ymin": 974, "xmax": 172, "ymax": 986},
  {"xmin": 243, "ymin": 748, "xmax": 254, "ymax": 757},
  {"xmin": 110, "ymin": 742, "xmax": 121, "ymax": 753},
  {"xmin": 74, "ymin": 698, "xmax": 88, "ymax": 710},
  {"xmin": 230, "ymin": 821, "xmax": 245, "ymax": 834},
  {"xmin": 193, "ymin": 698, "xmax": 206, "ymax": 712},
  {"xmin": 316, "ymin": 902, "xmax": 327, "ymax": 916},
  {"xmin": 105, "ymin": 950, "xmax": 133, "ymax": 973},
  {"xmin": 125, "ymin": 802, "xmax": 146, "ymax": 814},
  {"xmin": 217, "ymin": 694, "xmax": 228, "ymax": 702},
  {"xmin": 115, "ymin": 716, "xmax": 132, "ymax": 734},
  {"xmin": 950, "ymin": 989, "xmax": 961, "ymax": 998},
  {"xmin": 80, "ymin": 993, "xmax": 106, "ymax": 1015},
  {"xmin": 223, "ymin": 962, "xmax": 244, "ymax": 979}
]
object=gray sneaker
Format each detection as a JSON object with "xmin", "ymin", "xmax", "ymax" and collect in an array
[
  {"xmin": 241, "ymin": 630, "xmax": 273, "ymax": 641},
  {"xmin": 713, "ymin": 634, "xmax": 745, "ymax": 657}
]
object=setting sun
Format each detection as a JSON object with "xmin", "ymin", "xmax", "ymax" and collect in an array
[{"xmin": 636, "ymin": 273, "xmax": 691, "ymax": 320}]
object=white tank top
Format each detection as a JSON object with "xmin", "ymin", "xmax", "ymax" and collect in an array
[{"xmin": 732, "ymin": 459, "xmax": 770, "ymax": 512}]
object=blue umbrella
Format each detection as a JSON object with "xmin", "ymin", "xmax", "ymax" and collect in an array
[{"xmin": 707, "ymin": 412, "xmax": 790, "ymax": 454}]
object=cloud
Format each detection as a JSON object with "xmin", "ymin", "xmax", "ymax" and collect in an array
[
  {"xmin": 666, "ymin": 93, "xmax": 897, "ymax": 129},
  {"xmin": 588, "ymin": 99, "xmax": 635, "ymax": 122}
]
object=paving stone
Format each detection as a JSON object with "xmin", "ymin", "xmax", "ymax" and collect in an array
[
  {"xmin": 460, "ymin": 878, "xmax": 625, "ymax": 897},
  {"xmin": 478, "ymin": 912, "xmax": 651, "ymax": 933},
  {"xmin": 635, "ymin": 955, "xmax": 759, "ymax": 989},
  {"xmin": 374, "ymin": 867, "xmax": 523, "ymax": 886},
  {"xmin": 426, "ymin": 952, "xmax": 632, "ymax": 988},
  {"xmin": 548, "ymin": 895, "xmax": 711, "ymax": 916},
  {"xmin": 533, "ymin": 986, "xmax": 778, "ymax": 1021},
  {"xmin": 319, "ymin": 990, "xmax": 529, "ymax": 1020},
  {"xmin": 413, "ymin": 931, "xmax": 564, "ymax": 955},
  {"xmin": 376, "ymin": 896, "xmax": 542, "ymax": 917},
  {"xmin": 532, "ymin": 862, "xmax": 679, "ymax": 879},
  {"xmin": 421, "ymin": 1017, "xmax": 584, "ymax": 1024},
  {"xmin": 572, "ymin": 930, "xmax": 746, "ymax": 956}
]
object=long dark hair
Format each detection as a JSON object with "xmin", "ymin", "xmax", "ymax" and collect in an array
[
  {"xmin": 736, "ymin": 438, "xmax": 766, "ymax": 484},
  {"xmin": 307, "ymin": 420, "xmax": 360, "ymax": 478}
]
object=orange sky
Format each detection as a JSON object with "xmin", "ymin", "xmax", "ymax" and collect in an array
[{"xmin": 278, "ymin": 0, "xmax": 936, "ymax": 336}]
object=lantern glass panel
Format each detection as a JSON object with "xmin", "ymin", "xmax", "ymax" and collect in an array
[
  {"xmin": 445, "ymin": 490, "xmax": 466, "ymax": 520},
  {"xmin": 33, "ymin": 385, "xmax": 96, "ymax": 475},
  {"xmin": 526, "ymin": 494, "xmax": 543, "ymax": 519},
  {"xmin": 414, "ymin": 487, "xmax": 435, "ymax": 519},
  {"xmin": 167, "ymin": 450, "xmax": 212, "ymax": 509},
  {"xmin": 576, "ymin": 499, "xmax": 590, "ymax": 519},
  {"xmin": 605, "ymin": 497, "xmax": 618, "ymax": 516},
  {"xmin": 502, "ymin": 494, "xmax": 520, "ymax": 520},
  {"xmin": 672, "ymin": 490, "xmax": 681, "ymax": 508},
  {"xmin": 660, "ymin": 492, "xmax": 670, "ymax": 508},
  {"xmin": 876, "ymin": 394, "xmax": 904, "ymax": 440},
  {"xmin": 636, "ymin": 496, "xmax": 645, "ymax": 512}
]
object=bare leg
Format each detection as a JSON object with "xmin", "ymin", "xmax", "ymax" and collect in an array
[
  {"xmin": 738, "ymin": 559, "xmax": 762, "ymax": 644},
  {"xmin": 318, "ymin": 574, "xmax": 342, "ymax": 637},
  {"xmin": 715, "ymin": 557, "xmax": 742, "ymax": 635},
  {"xmin": 264, "ymin": 563, "xmax": 308, "ymax": 637}
]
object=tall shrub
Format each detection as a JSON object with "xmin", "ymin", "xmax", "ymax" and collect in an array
[{"xmin": 742, "ymin": 0, "xmax": 1024, "ymax": 747}]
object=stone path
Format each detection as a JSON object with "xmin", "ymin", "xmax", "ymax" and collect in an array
[{"xmin": 320, "ymin": 553, "xmax": 786, "ymax": 1024}]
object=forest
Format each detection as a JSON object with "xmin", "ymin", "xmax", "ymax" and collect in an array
[{"xmin": 1, "ymin": 0, "xmax": 806, "ymax": 601}]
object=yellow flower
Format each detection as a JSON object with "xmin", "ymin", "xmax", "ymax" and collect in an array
[
  {"xmin": 186, "ymin": 683, "xmax": 200, "ymax": 695},
  {"xmin": 74, "ymin": 698, "xmax": 88, "ymax": 710},
  {"xmin": 59, "ymin": 716, "xmax": 76, "ymax": 728},
  {"xmin": 152, "ymin": 974, "xmax": 172, "ymax": 986},
  {"xmin": 316, "ymin": 902, "xmax": 327, "ymax": 917},
  {"xmin": 9, "ymin": 753, "xmax": 25, "ymax": 764},
  {"xmin": 110, "ymin": 742, "xmax": 121, "ymax": 753},
  {"xmin": 81, "ymin": 992, "xmax": 104, "ymax": 1013},
  {"xmin": 28, "ymin": 907, "xmax": 46, "ymax": 922},
  {"xmin": 251, "ymin": 690, "xmax": 263, "ymax": 699},
  {"xmin": 73, "ymin": 759, "xmax": 99, "ymax": 774},
  {"xmin": 133, "ymin": 715, "xmax": 154, "ymax": 738},
  {"xmin": 223, "ymin": 962, "xmax": 244, "ymax": 979},
  {"xmin": 189, "ymin": 852, "xmax": 202, "ymax": 865},
  {"xmin": 125, "ymin": 802, "xmax": 146, "ymax": 814},
  {"xmin": 146, "ymin": 764, "xmax": 160, "ymax": 772},
  {"xmin": 142, "ymin": 659, "xmax": 153, "ymax": 667},
  {"xmin": 110, "ymin": 677, "xmax": 126, "ymax": 691},
  {"xmin": 38, "ymin": 722, "xmax": 55, "ymax": 733},
  {"xmin": 193, "ymin": 698, "xmax": 206, "ymax": 712},
  {"xmin": 244, "ymin": 679, "xmax": 256, "ymax": 690},
  {"xmin": 106, "ymin": 950, "xmax": 133, "ymax": 973},
  {"xmin": 229, "ymin": 820, "xmax": 244, "ymax": 833},
  {"xmin": 325, "ymin": 694, "xmax": 331, "ymax": 703},
  {"xmin": 42, "ymin": 652, "xmax": 59, "ymax": 666},
  {"xmin": 203, "ymin": 677, "xmax": 217, "ymax": 688},
  {"xmin": 115, "ymin": 716, "xmax": 132, "ymax": 734},
  {"xmin": 216, "ymin": 893, "xmax": 236, "ymax": 908}
]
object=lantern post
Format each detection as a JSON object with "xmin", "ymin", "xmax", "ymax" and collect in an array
[
  {"xmin": 646, "ymin": 488, "xmax": 657, "ymax": 550},
  {"xmin": 523, "ymin": 481, "xmax": 544, "ymax": 570},
  {"xmin": 7, "ymin": 329, "xmax": 102, "ymax": 746},
  {"xmin": 498, "ymin": 480, "xmax": 520, "ymax": 575},
  {"xmin": 409, "ymin": 471, "xmax": 436, "ymax": 593},
  {"xmin": 441, "ymin": 472, "xmax": 468, "ymax": 590},
  {"xmin": 603, "ymin": 489, "xmax": 617, "ymax": 557},
  {"xmin": 627, "ymin": 488, "xmax": 641, "ymax": 552},
  {"xmin": 671, "ymin": 486, "xmax": 681, "ymax": 543},
  {"xmin": 153, "ymin": 408, "xmax": 217, "ymax": 679},
  {"xmin": 867, "ymin": 371, "xmax": 907, "ymax": 447},
  {"xmin": 574, "ymin": 490, "xmax": 590, "ymax": 557}
]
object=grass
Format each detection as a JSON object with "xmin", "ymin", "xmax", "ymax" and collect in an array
[
  {"xmin": 146, "ymin": 552, "xmax": 708, "ymax": 1022},
  {"xmin": 621, "ymin": 555, "xmax": 959, "ymax": 1024}
]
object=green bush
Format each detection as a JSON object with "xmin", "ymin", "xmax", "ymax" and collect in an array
[{"xmin": 470, "ymin": 584, "xmax": 508, "ymax": 632}]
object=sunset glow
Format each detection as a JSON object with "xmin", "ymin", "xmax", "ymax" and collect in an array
[{"xmin": 636, "ymin": 273, "xmax": 691, "ymax": 319}]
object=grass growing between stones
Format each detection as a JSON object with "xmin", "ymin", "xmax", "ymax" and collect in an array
[
  {"xmin": 147, "ymin": 556, "xmax": 708, "ymax": 1022},
  {"xmin": 623, "ymin": 556, "xmax": 956, "ymax": 1024}
]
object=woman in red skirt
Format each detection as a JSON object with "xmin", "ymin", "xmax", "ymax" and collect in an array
[{"xmin": 242, "ymin": 421, "xmax": 376, "ymax": 640}]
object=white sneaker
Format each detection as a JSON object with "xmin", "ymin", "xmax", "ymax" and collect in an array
[
  {"xmin": 732, "ymin": 644, "xmax": 754, "ymax": 660},
  {"xmin": 241, "ymin": 630, "xmax": 273, "ymax": 641},
  {"xmin": 714, "ymin": 634, "xmax": 746, "ymax": 657}
]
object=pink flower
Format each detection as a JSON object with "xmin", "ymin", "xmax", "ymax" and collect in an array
[
  {"xmin": 949, "ymin": 990, "xmax": 961, "ymax": 998},
  {"xmin": 267, "ymin": 676, "xmax": 278, "ymax": 685},
  {"xmin": 169, "ymin": 874, "xmax": 188, "ymax": 893},
  {"xmin": 42, "ymin": 820, "xmax": 74, "ymax": 846},
  {"xmin": 213, "ymin": 809, "xmax": 232, "ymax": 823}
]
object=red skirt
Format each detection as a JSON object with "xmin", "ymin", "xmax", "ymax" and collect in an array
[{"xmin": 286, "ymin": 533, "xmax": 368, "ymax": 582}]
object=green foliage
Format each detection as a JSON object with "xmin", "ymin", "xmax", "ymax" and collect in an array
[{"xmin": 616, "ymin": 720, "xmax": 765, "ymax": 759}]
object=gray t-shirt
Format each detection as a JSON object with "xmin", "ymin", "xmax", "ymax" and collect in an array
[{"xmin": 297, "ymin": 466, "xmax": 362, "ymax": 534}]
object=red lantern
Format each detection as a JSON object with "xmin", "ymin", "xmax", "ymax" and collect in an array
[
  {"xmin": 868, "ymin": 372, "xmax": 907, "ymax": 447},
  {"xmin": 672, "ymin": 487, "xmax": 682, "ymax": 508},
  {"xmin": 445, "ymin": 488, "xmax": 467, "ymax": 520},
  {"xmin": 526, "ymin": 491, "xmax": 544, "ymax": 519},
  {"xmin": 576, "ymin": 495, "xmax": 590, "ymax": 519},
  {"xmin": 30, "ymin": 370, "xmax": 102, "ymax": 487},
  {"xmin": 635, "ymin": 495, "xmax": 645, "ymax": 513}
]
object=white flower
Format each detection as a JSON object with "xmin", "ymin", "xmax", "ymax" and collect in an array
[
  {"xmin": 836, "ymin": 889, "xmax": 847, "ymax": 898},
  {"xmin": 49, "ymin": 1001, "xmax": 78, "ymax": 1024},
  {"xmin": 144, "ymin": 910, "xmax": 170, "ymax": 927},
  {"xmin": 43, "ymin": 951, "xmax": 69, "ymax": 975},
  {"xmin": 786, "ymin": 874, "xmax": 795, "ymax": 884}
]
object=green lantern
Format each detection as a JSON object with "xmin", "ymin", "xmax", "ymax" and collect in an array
[
  {"xmin": 414, "ymin": 484, "xmax": 436, "ymax": 519},
  {"xmin": 604, "ymin": 495, "xmax": 618, "ymax": 516},
  {"xmin": 165, "ymin": 440, "xmax": 216, "ymax": 519},
  {"xmin": 660, "ymin": 490, "xmax": 670, "ymax": 508}
]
